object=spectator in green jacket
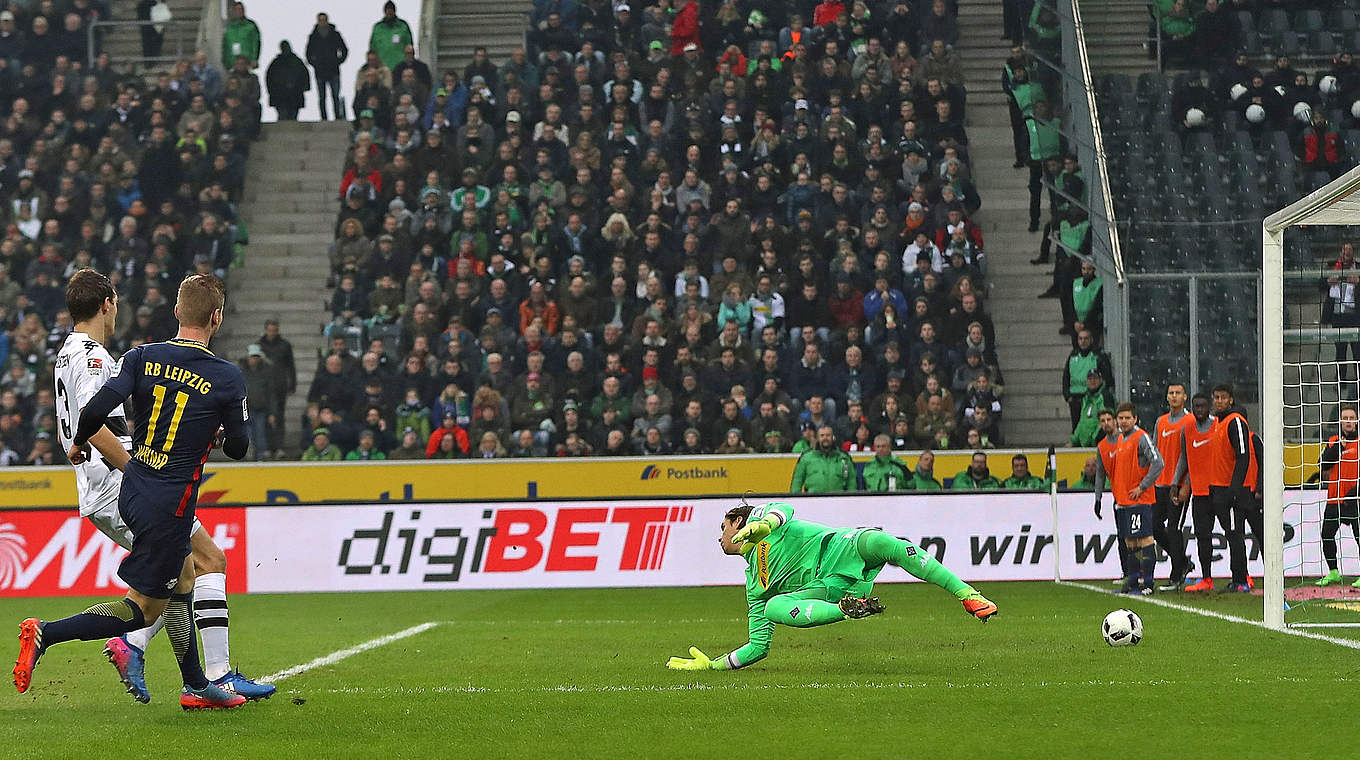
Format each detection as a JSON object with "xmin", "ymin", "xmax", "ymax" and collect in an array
[
  {"xmin": 792, "ymin": 421, "xmax": 817, "ymax": 453},
  {"xmin": 1027, "ymin": 1, "xmax": 1061, "ymax": 58},
  {"xmin": 1068, "ymin": 259, "xmax": 1103, "ymax": 341},
  {"xmin": 370, "ymin": 1, "xmax": 414, "ymax": 71},
  {"xmin": 908, "ymin": 449, "xmax": 944, "ymax": 490},
  {"xmin": 345, "ymin": 429, "xmax": 387, "ymax": 460},
  {"xmin": 1068, "ymin": 370, "xmax": 1117, "ymax": 447},
  {"xmin": 301, "ymin": 427, "xmax": 342, "ymax": 461},
  {"xmin": 222, "ymin": 1, "xmax": 261, "ymax": 69},
  {"xmin": 951, "ymin": 451, "xmax": 1002, "ymax": 489},
  {"xmin": 395, "ymin": 389, "xmax": 432, "ymax": 442},
  {"xmin": 1159, "ymin": 0, "xmax": 1196, "ymax": 64},
  {"xmin": 1072, "ymin": 455, "xmax": 1108, "ymax": 490},
  {"xmin": 1003, "ymin": 453, "xmax": 1046, "ymax": 489},
  {"xmin": 1062, "ymin": 329, "xmax": 1114, "ymax": 430},
  {"xmin": 1025, "ymin": 99, "xmax": 1063, "ymax": 232},
  {"xmin": 791, "ymin": 425, "xmax": 856, "ymax": 492},
  {"xmin": 862, "ymin": 434, "xmax": 912, "ymax": 491}
]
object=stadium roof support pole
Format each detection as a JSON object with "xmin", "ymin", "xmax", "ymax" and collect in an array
[{"xmin": 1261, "ymin": 162, "xmax": 1360, "ymax": 630}]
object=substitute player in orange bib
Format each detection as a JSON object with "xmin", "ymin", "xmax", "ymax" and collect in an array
[{"xmin": 1153, "ymin": 382, "xmax": 1195, "ymax": 589}]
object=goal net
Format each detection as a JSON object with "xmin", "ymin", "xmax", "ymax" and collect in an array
[{"xmin": 1267, "ymin": 168, "xmax": 1360, "ymax": 630}]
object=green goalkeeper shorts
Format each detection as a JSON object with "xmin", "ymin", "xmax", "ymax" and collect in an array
[{"xmin": 812, "ymin": 528, "xmax": 888, "ymax": 598}]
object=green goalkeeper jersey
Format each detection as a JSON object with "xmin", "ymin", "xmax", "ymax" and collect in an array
[{"xmin": 721, "ymin": 502, "xmax": 882, "ymax": 669}]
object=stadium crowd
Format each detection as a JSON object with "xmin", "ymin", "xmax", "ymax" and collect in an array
[
  {"xmin": 0, "ymin": 0, "xmax": 261, "ymax": 466},
  {"xmin": 295, "ymin": 0, "xmax": 1035, "ymax": 465}
]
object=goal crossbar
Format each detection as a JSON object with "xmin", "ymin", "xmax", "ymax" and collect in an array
[{"xmin": 1262, "ymin": 163, "xmax": 1360, "ymax": 630}]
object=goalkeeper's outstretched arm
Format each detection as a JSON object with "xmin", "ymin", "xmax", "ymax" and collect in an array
[
  {"xmin": 712, "ymin": 600, "xmax": 773, "ymax": 670},
  {"xmin": 667, "ymin": 599, "xmax": 773, "ymax": 671}
]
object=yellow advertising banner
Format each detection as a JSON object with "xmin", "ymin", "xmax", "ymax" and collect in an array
[{"xmin": 0, "ymin": 450, "xmax": 1113, "ymax": 508}]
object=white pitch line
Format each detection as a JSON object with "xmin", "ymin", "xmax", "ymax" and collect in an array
[
  {"xmin": 260, "ymin": 622, "xmax": 439, "ymax": 684},
  {"xmin": 294, "ymin": 674, "xmax": 1358, "ymax": 697},
  {"xmin": 435, "ymin": 617, "xmax": 744, "ymax": 626},
  {"xmin": 1057, "ymin": 580, "xmax": 1360, "ymax": 651}
]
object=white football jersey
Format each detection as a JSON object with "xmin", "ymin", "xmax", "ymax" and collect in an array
[{"xmin": 54, "ymin": 332, "xmax": 129, "ymax": 516}]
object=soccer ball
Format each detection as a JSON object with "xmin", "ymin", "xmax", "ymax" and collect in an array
[
  {"xmin": 1245, "ymin": 104, "xmax": 1266, "ymax": 123},
  {"xmin": 1102, "ymin": 609, "xmax": 1143, "ymax": 647}
]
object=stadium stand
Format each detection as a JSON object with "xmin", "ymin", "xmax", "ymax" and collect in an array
[
  {"xmin": 0, "ymin": 1, "xmax": 259, "ymax": 467},
  {"xmin": 296, "ymin": 0, "xmax": 1039, "ymax": 461},
  {"xmin": 1092, "ymin": 0, "xmax": 1350, "ymax": 412}
]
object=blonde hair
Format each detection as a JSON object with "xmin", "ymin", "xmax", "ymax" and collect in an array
[{"xmin": 175, "ymin": 274, "xmax": 225, "ymax": 327}]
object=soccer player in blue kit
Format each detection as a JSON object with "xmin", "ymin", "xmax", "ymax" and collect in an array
[{"xmin": 14, "ymin": 275, "xmax": 253, "ymax": 709}]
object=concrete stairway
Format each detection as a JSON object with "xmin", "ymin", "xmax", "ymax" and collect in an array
[
  {"xmin": 958, "ymin": 0, "xmax": 1074, "ymax": 447},
  {"xmin": 1080, "ymin": 0, "xmax": 1158, "ymax": 77},
  {"xmin": 100, "ymin": 0, "xmax": 205, "ymax": 71},
  {"xmin": 432, "ymin": 0, "xmax": 531, "ymax": 79},
  {"xmin": 214, "ymin": 120, "xmax": 349, "ymax": 452}
]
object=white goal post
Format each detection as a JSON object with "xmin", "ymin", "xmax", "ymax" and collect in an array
[{"xmin": 1263, "ymin": 165, "xmax": 1360, "ymax": 630}]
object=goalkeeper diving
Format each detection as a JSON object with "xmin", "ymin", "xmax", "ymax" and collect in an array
[{"xmin": 666, "ymin": 501, "xmax": 998, "ymax": 671}]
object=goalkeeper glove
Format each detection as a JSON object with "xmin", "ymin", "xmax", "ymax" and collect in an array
[
  {"xmin": 667, "ymin": 646, "xmax": 718, "ymax": 671},
  {"xmin": 733, "ymin": 515, "xmax": 778, "ymax": 546}
]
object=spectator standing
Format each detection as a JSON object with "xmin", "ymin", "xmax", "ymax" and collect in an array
[
  {"xmin": 265, "ymin": 41, "xmax": 310, "ymax": 121},
  {"xmin": 222, "ymin": 1, "xmax": 261, "ymax": 69},
  {"xmin": 306, "ymin": 12, "xmax": 348, "ymax": 121},
  {"xmin": 1001, "ymin": 47, "xmax": 1039, "ymax": 169},
  {"xmin": 1062, "ymin": 329, "xmax": 1113, "ymax": 429},
  {"xmin": 257, "ymin": 318, "xmax": 296, "ymax": 459},
  {"xmin": 1067, "ymin": 369, "xmax": 1117, "ymax": 448},
  {"xmin": 1024, "ymin": 99, "xmax": 1062, "ymax": 232},
  {"xmin": 790, "ymin": 425, "xmax": 856, "ymax": 492},
  {"xmin": 136, "ymin": 0, "xmax": 170, "ymax": 58},
  {"xmin": 1326, "ymin": 243, "xmax": 1360, "ymax": 381},
  {"xmin": 239, "ymin": 344, "xmax": 278, "ymax": 461},
  {"xmin": 370, "ymin": 1, "xmax": 414, "ymax": 71},
  {"xmin": 1067, "ymin": 259, "xmax": 1102, "ymax": 340},
  {"xmin": 862, "ymin": 434, "xmax": 911, "ymax": 491}
]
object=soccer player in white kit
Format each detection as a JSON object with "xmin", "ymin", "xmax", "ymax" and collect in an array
[{"xmin": 54, "ymin": 269, "xmax": 273, "ymax": 702}]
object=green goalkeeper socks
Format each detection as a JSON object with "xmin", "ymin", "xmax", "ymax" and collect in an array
[
  {"xmin": 765, "ymin": 595, "xmax": 846, "ymax": 628},
  {"xmin": 857, "ymin": 530, "xmax": 973, "ymax": 599}
]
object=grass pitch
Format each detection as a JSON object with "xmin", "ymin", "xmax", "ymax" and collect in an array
[{"xmin": 3, "ymin": 582, "xmax": 1356, "ymax": 759}]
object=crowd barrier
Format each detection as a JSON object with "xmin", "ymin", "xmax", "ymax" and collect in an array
[{"xmin": 0, "ymin": 491, "xmax": 1332, "ymax": 597}]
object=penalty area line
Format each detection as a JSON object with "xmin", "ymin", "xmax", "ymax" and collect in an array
[
  {"xmin": 1056, "ymin": 580, "xmax": 1360, "ymax": 651},
  {"xmin": 260, "ymin": 622, "xmax": 439, "ymax": 684}
]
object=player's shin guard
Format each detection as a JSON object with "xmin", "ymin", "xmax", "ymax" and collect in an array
[
  {"xmin": 164, "ymin": 593, "xmax": 208, "ymax": 690},
  {"xmin": 39, "ymin": 598, "xmax": 146, "ymax": 648},
  {"xmin": 858, "ymin": 531, "xmax": 971, "ymax": 598},
  {"xmin": 193, "ymin": 572, "xmax": 230, "ymax": 681},
  {"xmin": 765, "ymin": 595, "xmax": 845, "ymax": 627}
]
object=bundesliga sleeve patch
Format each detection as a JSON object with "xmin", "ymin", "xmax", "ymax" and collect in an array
[{"xmin": 87, "ymin": 357, "xmax": 103, "ymax": 374}]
